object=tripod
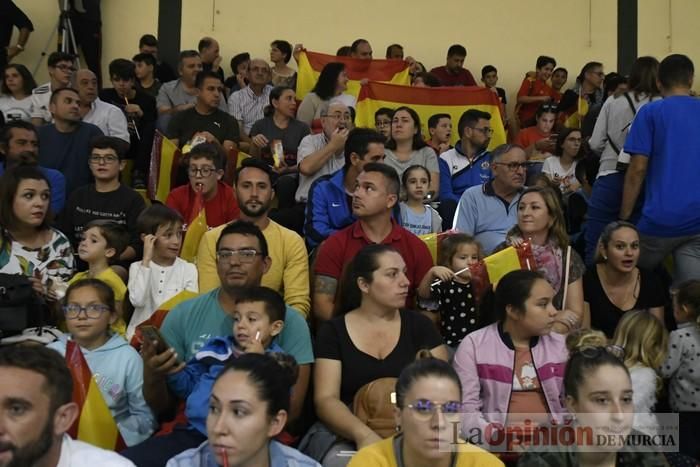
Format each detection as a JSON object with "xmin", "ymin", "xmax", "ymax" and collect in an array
[{"xmin": 32, "ymin": 0, "xmax": 81, "ymax": 76}]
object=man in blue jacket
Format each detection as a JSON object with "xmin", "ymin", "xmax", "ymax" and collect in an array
[
  {"xmin": 438, "ymin": 109, "xmax": 492, "ymax": 229},
  {"xmin": 304, "ymin": 128, "xmax": 386, "ymax": 249}
]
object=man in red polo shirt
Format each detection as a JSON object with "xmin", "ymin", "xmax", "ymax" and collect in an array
[
  {"xmin": 429, "ymin": 44, "xmax": 477, "ymax": 87},
  {"xmin": 313, "ymin": 163, "xmax": 433, "ymax": 322}
]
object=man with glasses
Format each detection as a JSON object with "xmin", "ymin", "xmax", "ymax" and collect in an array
[
  {"xmin": 166, "ymin": 143, "xmax": 239, "ymax": 229},
  {"xmin": 196, "ymin": 158, "xmax": 310, "ymax": 316},
  {"xmin": 453, "ymin": 144, "xmax": 527, "ymax": 254},
  {"xmin": 437, "ymin": 109, "xmax": 493, "ymax": 229},
  {"xmin": 60, "ymin": 136, "xmax": 146, "ymax": 266},
  {"xmin": 128, "ymin": 220, "xmax": 313, "ymax": 466},
  {"xmin": 37, "ymin": 87, "xmax": 103, "ymax": 194},
  {"xmin": 30, "ymin": 52, "xmax": 76, "ymax": 126}
]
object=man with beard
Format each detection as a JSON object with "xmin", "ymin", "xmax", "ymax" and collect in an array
[
  {"xmin": 126, "ymin": 220, "xmax": 313, "ymax": 466},
  {"xmin": 0, "ymin": 345, "xmax": 135, "ymax": 467},
  {"xmin": 452, "ymin": 144, "xmax": 527, "ymax": 254},
  {"xmin": 0, "ymin": 120, "xmax": 65, "ymax": 213},
  {"xmin": 37, "ymin": 87, "xmax": 103, "ymax": 194},
  {"xmin": 195, "ymin": 158, "xmax": 310, "ymax": 316}
]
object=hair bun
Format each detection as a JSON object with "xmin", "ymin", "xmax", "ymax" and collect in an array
[
  {"xmin": 267, "ymin": 352, "xmax": 299, "ymax": 386},
  {"xmin": 565, "ymin": 329, "xmax": 608, "ymax": 352}
]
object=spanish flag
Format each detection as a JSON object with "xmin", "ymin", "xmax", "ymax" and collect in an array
[
  {"xmin": 296, "ymin": 50, "xmax": 411, "ymax": 101},
  {"xmin": 469, "ymin": 243, "xmax": 535, "ymax": 300},
  {"xmin": 66, "ymin": 340, "xmax": 126, "ymax": 451},
  {"xmin": 180, "ymin": 188, "xmax": 207, "ymax": 263},
  {"xmin": 148, "ymin": 131, "xmax": 180, "ymax": 203},
  {"xmin": 355, "ymin": 81, "xmax": 507, "ymax": 149},
  {"xmin": 419, "ymin": 230, "xmax": 457, "ymax": 264}
]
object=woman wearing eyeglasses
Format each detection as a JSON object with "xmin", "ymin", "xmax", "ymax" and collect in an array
[
  {"xmin": 453, "ymin": 270, "xmax": 569, "ymax": 458},
  {"xmin": 518, "ymin": 336, "xmax": 669, "ymax": 466},
  {"xmin": 308, "ymin": 245, "xmax": 447, "ymax": 466},
  {"xmin": 349, "ymin": 354, "xmax": 504, "ymax": 466},
  {"xmin": 557, "ymin": 62, "xmax": 605, "ymax": 130},
  {"xmin": 499, "ymin": 186, "xmax": 586, "ymax": 333},
  {"xmin": 0, "ymin": 165, "xmax": 74, "ymax": 303}
]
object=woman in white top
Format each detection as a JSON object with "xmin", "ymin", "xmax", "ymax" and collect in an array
[
  {"xmin": 542, "ymin": 127, "xmax": 582, "ymax": 195},
  {"xmin": 583, "ymin": 57, "xmax": 661, "ymax": 265},
  {"xmin": 297, "ymin": 62, "xmax": 355, "ymax": 125},
  {"xmin": 0, "ymin": 64, "xmax": 36, "ymax": 122},
  {"xmin": 385, "ymin": 106, "xmax": 440, "ymax": 197}
]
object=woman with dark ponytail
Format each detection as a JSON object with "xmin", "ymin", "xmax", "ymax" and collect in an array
[{"xmin": 166, "ymin": 353, "xmax": 319, "ymax": 466}]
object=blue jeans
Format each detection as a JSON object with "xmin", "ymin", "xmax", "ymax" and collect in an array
[{"xmin": 583, "ymin": 172, "xmax": 642, "ymax": 265}]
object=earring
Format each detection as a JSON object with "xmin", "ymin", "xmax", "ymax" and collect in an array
[
  {"xmin": 395, "ymin": 424, "xmax": 401, "ymax": 432},
  {"xmin": 603, "ymin": 255, "xmax": 608, "ymax": 260}
]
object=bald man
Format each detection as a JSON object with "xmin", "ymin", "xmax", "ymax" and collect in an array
[
  {"xmin": 198, "ymin": 36, "xmax": 224, "ymax": 82},
  {"xmin": 228, "ymin": 58, "xmax": 273, "ymax": 140},
  {"xmin": 74, "ymin": 69, "xmax": 129, "ymax": 142}
]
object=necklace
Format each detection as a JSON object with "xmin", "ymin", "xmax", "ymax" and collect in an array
[{"xmin": 599, "ymin": 266, "xmax": 640, "ymax": 311}]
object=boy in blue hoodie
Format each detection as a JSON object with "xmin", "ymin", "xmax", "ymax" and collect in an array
[
  {"xmin": 48, "ymin": 278, "xmax": 156, "ymax": 446},
  {"xmin": 167, "ymin": 285, "xmax": 286, "ymax": 437}
]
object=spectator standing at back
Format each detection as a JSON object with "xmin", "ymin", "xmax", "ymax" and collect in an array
[
  {"xmin": 516, "ymin": 55, "xmax": 557, "ymax": 129},
  {"xmin": 349, "ymin": 38, "xmax": 373, "ymax": 59},
  {"xmin": 0, "ymin": 0, "xmax": 33, "ymax": 72},
  {"xmin": 198, "ymin": 36, "xmax": 225, "ymax": 82},
  {"xmin": 132, "ymin": 52, "xmax": 161, "ymax": 98},
  {"xmin": 621, "ymin": 54, "xmax": 700, "ymax": 283},
  {"xmin": 429, "ymin": 44, "xmax": 477, "ymax": 87},
  {"xmin": 30, "ymin": 51, "xmax": 75, "ymax": 126},
  {"xmin": 138, "ymin": 34, "xmax": 177, "ymax": 83}
]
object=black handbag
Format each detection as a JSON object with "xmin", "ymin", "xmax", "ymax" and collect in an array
[{"xmin": 0, "ymin": 273, "xmax": 39, "ymax": 337}]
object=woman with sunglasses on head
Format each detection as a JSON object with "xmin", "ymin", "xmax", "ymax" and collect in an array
[
  {"xmin": 497, "ymin": 186, "xmax": 586, "ymax": 333},
  {"xmin": 453, "ymin": 270, "xmax": 569, "ymax": 459},
  {"xmin": 0, "ymin": 63, "xmax": 37, "ymax": 122},
  {"xmin": 515, "ymin": 104, "xmax": 558, "ymax": 184},
  {"xmin": 518, "ymin": 333, "xmax": 669, "ymax": 466},
  {"xmin": 349, "ymin": 352, "xmax": 503, "ymax": 467}
]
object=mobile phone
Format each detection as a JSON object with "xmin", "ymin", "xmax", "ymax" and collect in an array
[{"xmin": 140, "ymin": 325, "xmax": 169, "ymax": 354}]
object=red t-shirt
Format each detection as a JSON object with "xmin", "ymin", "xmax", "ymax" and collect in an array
[
  {"xmin": 166, "ymin": 181, "xmax": 240, "ymax": 229},
  {"xmin": 516, "ymin": 77, "xmax": 556, "ymax": 125},
  {"xmin": 515, "ymin": 126, "xmax": 550, "ymax": 149},
  {"xmin": 314, "ymin": 219, "xmax": 433, "ymax": 306},
  {"xmin": 429, "ymin": 66, "xmax": 477, "ymax": 87}
]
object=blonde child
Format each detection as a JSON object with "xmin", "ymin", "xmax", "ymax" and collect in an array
[
  {"xmin": 70, "ymin": 220, "xmax": 129, "ymax": 336},
  {"xmin": 612, "ymin": 309, "xmax": 668, "ymax": 436},
  {"xmin": 399, "ymin": 165, "xmax": 442, "ymax": 236},
  {"xmin": 418, "ymin": 233, "xmax": 481, "ymax": 347},
  {"xmin": 661, "ymin": 280, "xmax": 700, "ymax": 459},
  {"xmin": 127, "ymin": 204, "xmax": 198, "ymax": 339},
  {"xmin": 48, "ymin": 279, "xmax": 156, "ymax": 446}
]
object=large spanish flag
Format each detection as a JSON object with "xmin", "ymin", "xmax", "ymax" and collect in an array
[
  {"xmin": 66, "ymin": 340, "xmax": 126, "ymax": 451},
  {"xmin": 180, "ymin": 188, "xmax": 207, "ymax": 263},
  {"xmin": 296, "ymin": 50, "xmax": 410, "ymax": 101},
  {"xmin": 148, "ymin": 131, "xmax": 181, "ymax": 203},
  {"xmin": 355, "ymin": 81, "xmax": 507, "ymax": 149}
]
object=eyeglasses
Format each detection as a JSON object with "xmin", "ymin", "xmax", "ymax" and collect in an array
[
  {"xmin": 88, "ymin": 155, "xmax": 119, "ymax": 165},
  {"xmin": 405, "ymin": 399, "xmax": 463, "ymax": 421},
  {"xmin": 322, "ymin": 112, "xmax": 352, "ymax": 121},
  {"xmin": 540, "ymin": 104, "xmax": 558, "ymax": 112},
  {"xmin": 375, "ymin": 120, "xmax": 391, "ymax": 127},
  {"xmin": 188, "ymin": 166, "xmax": 216, "ymax": 177},
  {"xmin": 469, "ymin": 126, "xmax": 494, "ymax": 136},
  {"xmin": 492, "ymin": 161, "xmax": 529, "ymax": 171},
  {"xmin": 216, "ymin": 248, "xmax": 263, "ymax": 263},
  {"xmin": 575, "ymin": 345, "xmax": 625, "ymax": 361},
  {"xmin": 54, "ymin": 64, "xmax": 77, "ymax": 72},
  {"xmin": 63, "ymin": 303, "xmax": 111, "ymax": 319}
]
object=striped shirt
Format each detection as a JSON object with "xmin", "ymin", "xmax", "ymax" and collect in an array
[{"xmin": 228, "ymin": 84, "xmax": 272, "ymax": 134}]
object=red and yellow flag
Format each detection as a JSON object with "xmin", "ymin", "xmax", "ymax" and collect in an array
[
  {"xmin": 180, "ymin": 188, "xmax": 207, "ymax": 263},
  {"xmin": 355, "ymin": 81, "xmax": 507, "ymax": 149},
  {"xmin": 66, "ymin": 340, "xmax": 126, "ymax": 451},
  {"xmin": 148, "ymin": 131, "xmax": 181, "ymax": 203},
  {"xmin": 296, "ymin": 50, "xmax": 411, "ymax": 101},
  {"xmin": 419, "ymin": 230, "xmax": 458, "ymax": 264},
  {"xmin": 469, "ymin": 243, "xmax": 535, "ymax": 300}
]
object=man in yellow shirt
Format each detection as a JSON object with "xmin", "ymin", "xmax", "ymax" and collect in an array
[{"xmin": 196, "ymin": 158, "xmax": 310, "ymax": 316}]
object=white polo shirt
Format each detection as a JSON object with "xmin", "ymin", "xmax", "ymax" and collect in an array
[{"xmin": 82, "ymin": 98, "xmax": 130, "ymax": 142}]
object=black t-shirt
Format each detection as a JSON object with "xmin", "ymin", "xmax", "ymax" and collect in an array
[
  {"xmin": 167, "ymin": 107, "xmax": 240, "ymax": 147},
  {"xmin": 60, "ymin": 184, "xmax": 147, "ymax": 262},
  {"xmin": 315, "ymin": 309, "xmax": 443, "ymax": 404},
  {"xmin": 0, "ymin": 0, "xmax": 33, "ymax": 48},
  {"xmin": 583, "ymin": 266, "xmax": 667, "ymax": 337},
  {"xmin": 98, "ymin": 88, "xmax": 157, "ymax": 163}
]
